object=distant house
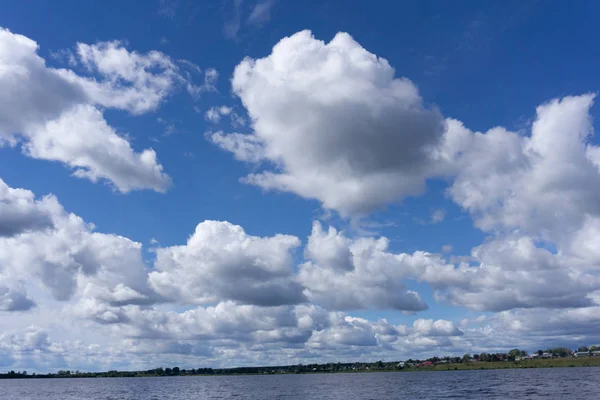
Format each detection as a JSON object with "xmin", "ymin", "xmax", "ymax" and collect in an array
[
  {"xmin": 540, "ymin": 352, "xmax": 553, "ymax": 359},
  {"xmin": 419, "ymin": 361, "xmax": 433, "ymax": 367},
  {"xmin": 397, "ymin": 362, "xmax": 405, "ymax": 368},
  {"xmin": 592, "ymin": 351, "xmax": 600, "ymax": 356},
  {"xmin": 574, "ymin": 352, "xmax": 590, "ymax": 357}
]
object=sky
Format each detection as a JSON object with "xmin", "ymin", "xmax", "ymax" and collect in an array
[{"xmin": 1, "ymin": 0, "xmax": 600, "ymax": 372}]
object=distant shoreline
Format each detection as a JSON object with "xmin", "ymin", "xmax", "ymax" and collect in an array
[{"xmin": 2, "ymin": 357, "xmax": 600, "ymax": 379}]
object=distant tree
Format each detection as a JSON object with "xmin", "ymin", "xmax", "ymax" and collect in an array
[
  {"xmin": 172, "ymin": 367, "xmax": 180, "ymax": 376},
  {"xmin": 577, "ymin": 346, "xmax": 589, "ymax": 353},
  {"xmin": 590, "ymin": 346, "xmax": 600, "ymax": 352},
  {"xmin": 537, "ymin": 350, "xmax": 543, "ymax": 356},
  {"xmin": 549, "ymin": 348, "xmax": 570, "ymax": 358},
  {"xmin": 508, "ymin": 349, "xmax": 520, "ymax": 361},
  {"xmin": 479, "ymin": 353, "xmax": 488, "ymax": 362},
  {"xmin": 462, "ymin": 354, "xmax": 471, "ymax": 363},
  {"xmin": 473, "ymin": 354, "xmax": 480, "ymax": 361},
  {"xmin": 165, "ymin": 368, "xmax": 172, "ymax": 376}
]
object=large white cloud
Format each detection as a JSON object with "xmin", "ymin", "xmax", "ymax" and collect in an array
[
  {"xmin": 0, "ymin": 28, "xmax": 85, "ymax": 144},
  {"xmin": 441, "ymin": 94, "xmax": 600, "ymax": 241},
  {"xmin": 212, "ymin": 30, "xmax": 445, "ymax": 216},
  {"xmin": 25, "ymin": 105, "xmax": 170, "ymax": 193},
  {"xmin": 299, "ymin": 222, "xmax": 435, "ymax": 312},
  {"xmin": 0, "ymin": 178, "xmax": 153, "ymax": 307},
  {"xmin": 418, "ymin": 94, "xmax": 600, "ymax": 312},
  {"xmin": 427, "ymin": 235, "xmax": 600, "ymax": 312},
  {"xmin": 149, "ymin": 221, "xmax": 305, "ymax": 307},
  {"xmin": 0, "ymin": 27, "xmax": 203, "ymax": 192}
]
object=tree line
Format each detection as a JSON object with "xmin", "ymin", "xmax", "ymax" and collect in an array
[{"xmin": 2, "ymin": 345, "xmax": 598, "ymax": 379}]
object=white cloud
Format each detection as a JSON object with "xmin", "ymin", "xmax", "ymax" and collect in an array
[
  {"xmin": 205, "ymin": 105, "xmax": 233, "ymax": 123},
  {"xmin": 208, "ymin": 131, "xmax": 265, "ymax": 163},
  {"xmin": 69, "ymin": 40, "xmax": 189, "ymax": 114},
  {"xmin": 420, "ymin": 94, "xmax": 600, "ymax": 312},
  {"xmin": 223, "ymin": 0, "xmax": 243, "ymax": 39},
  {"xmin": 0, "ymin": 27, "xmax": 210, "ymax": 192},
  {"xmin": 299, "ymin": 222, "xmax": 432, "ymax": 311},
  {"xmin": 215, "ymin": 30, "xmax": 445, "ymax": 217},
  {"xmin": 412, "ymin": 319, "xmax": 462, "ymax": 336},
  {"xmin": 149, "ymin": 221, "xmax": 305, "ymax": 307},
  {"xmin": 0, "ymin": 178, "xmax": 153, "ymax": 307},
  {"xmin": 430, "ymin": 208, "xmax": 446, "ymax": 224},
  {"xmin": 441, "ymin": 94, "xmax": 600, "ymax": 241},
  {"xmin": 25, "ymin": 105, "xmax": 171, "ymax": 192},
  {"xmin": 0, "ymin": 28, "xmax": 85, "ymax": 144},
  {"xmin": 247, "ymin": 0, "xmax": 275, "ymax": 27},
  {"xmin": 0, "ymin": 178, "xmax": 57, "ymax": 237},
  {"xmin": 0, "ymin": 285, "xmax": 35, "ymax": 312}
]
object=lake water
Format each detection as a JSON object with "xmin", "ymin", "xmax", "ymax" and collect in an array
[{"xmin": 2, "ymin": 367, "xmax": 598, "ymax": 399}]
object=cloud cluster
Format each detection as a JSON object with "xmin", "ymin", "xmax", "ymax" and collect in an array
[
  {"xmin": 149, "ymin": 221, "xmax": 305, "ymax": 306},
  {"xmin": 299, "ymin": 222, "xmax": 430, "ymax": 311},
  {"xmin": 211, "ymin": 29, "xmax": 600, "ymax": 317},
  {"xmin": 214, "ymin": 30, "xmax": 445, "ymax": 216},
  {"xmin": 0, "ymin": 27, "xmax": 213, "ymax": 192},
  {"xmin": 4, "ymin": 26, "xmax": 600, "ymax": 372}
]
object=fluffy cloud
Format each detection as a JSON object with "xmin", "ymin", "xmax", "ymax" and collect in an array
[
  {"xmin": 0, "ymin": 285, "xmax": 35, "ymax": 312},
  {"xmin": 149, "ymin": 221, "xmax": 305, "ymax": 307},
  {"xmin": 441, "ymin": 94, "xmax": 600, "ymax": 241},
  {"xmin": 214, "ymin": 30, "xmax": 445, "ymax": 216},
  {"xmin": 428, "ymin": 235, "xmax": 600, "ymax": 312},
  {"xmin": 0, "ymin": 28, "xmax": 85, "ymax": 144},
  {"xmin": 205, "ymin": 105, "xmax": 246, "ymax": 128},
  {"xmin": 205, "ymin": 105, "xmax": 232, "ymax": 123},
  {"xmin": 299, "ymin": 222, "xmax": 432, "ymax": 311},
  {"xmin": 70, "ymin": 40, "xmax": 195, "ymax": 113},
  {"xmin": 412, "ymin": 319, "xmax": 462, "ymax": 337},
  {"xmin": 419, "ymin": 94, "xmax": 600, "ymax": 312},
  {"xmin": 25, "ymin": 105, "xmax": 170, "ymax": 193},
  {"xmin": 0, "ymin": 27, "xmax": 197, "ymax": 192},
  {"xmin": 0, "ymin": 178, "xmax": 56, "ymax": 237},
  {"xmin": 0, "ymin": 178, "xmax": 153, "ymax": 307}
]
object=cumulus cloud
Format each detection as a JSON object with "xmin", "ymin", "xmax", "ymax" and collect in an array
[
  {"xmin": 404, "ymin": 94, "xmax": 600, "ymax": 313},
  {"xmin": 441, "ymin": 94, "xmax": 600, "ymax": 241},
  {"xmin": 0, "ymin": 27, "xmax": 202, "ymax": 192},
  {"xmin": 0, "ymin": 178, "xmax": 153, "ymax": 306},
  {"xmin": 214, "ymin": 30, "xmax": 445, "ymax": 216},
  {"xmin": 0, "ymin": 28, "xmax": 85, "ymax": 144},
  {"xmin": 0, "ymin": 285, "xmax": 35, "ymax": 312},
  {"xmin": 428, "ymin": 235, "xmax": 600, "ymax": 312},
  {"xmin": 299, "ymin": 222, "xmax": 432, "ymax": 311},
  {"xmin": 412, "ymin": 319, "xmax": 462, "ymax": 337},
  {"xmin": 149, "ymin": 221, "xmax": 305, "ymax": 307},
  {"xmin": 25, "ymin": 105, "xmax": 171, "ymax": 193},
  {"xmin": 0, "ymin": 178, "xmax": 56, "ymax": 237}
]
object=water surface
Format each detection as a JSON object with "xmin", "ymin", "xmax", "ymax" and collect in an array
[{"xmin": 2, "ymin": 367, "xmax": 598, "ymax": 399}]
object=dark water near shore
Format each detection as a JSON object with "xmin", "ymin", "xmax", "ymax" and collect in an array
[{"xmin": 2, "ymin": 367, "xmax": 598, "ymax": 399}]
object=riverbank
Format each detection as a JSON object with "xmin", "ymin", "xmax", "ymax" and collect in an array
[
  {"xmin": 3, "ymin": 357, "xmax": 600, "ymax": 379},
  {"xmin": 411, "ymin": 356, "xmax": 600, "ymax": 372}
]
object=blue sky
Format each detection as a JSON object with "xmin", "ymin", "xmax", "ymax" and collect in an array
[{"xmin": 1, "ymin": 0, "xmax": 600, "ymax": 371}]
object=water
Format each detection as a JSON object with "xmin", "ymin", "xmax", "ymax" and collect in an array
[{"xmin": 1, "ymin": 368, "xmax": 598, "ymax": 399}]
